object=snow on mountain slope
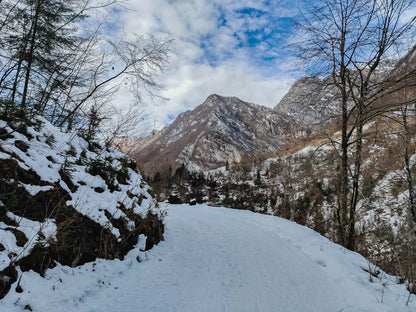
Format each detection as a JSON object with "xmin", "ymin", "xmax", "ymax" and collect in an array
[
  {"xmin": 124, "ymin": 94, "xmax": 301, "ymax": 176},
  {"xmin": 274, "ymin": 61, "xmax": 397, "ymax": 134},
  {"xmin": 1, "ymin": 204, "xmax": 414, "ymax": 311},
  {"xmin": 273, "ymin": 76, "xmax": 337, "ymax": 134}
]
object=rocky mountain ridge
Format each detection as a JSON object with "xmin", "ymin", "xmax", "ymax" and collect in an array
[
  {"xmin": 273, "ymin": 75, "xmax": 337, "ymax": 134},
  {"xmin": 125, "ymin": 94, "xmax": 302, "ymax": 176},
  {"xmin": 273, "ymin": 60, "xmax": 398, "ymax": 133},
  {"xmin": 122, "ymin": 46, "xmax": 415, "ymax": 179}
]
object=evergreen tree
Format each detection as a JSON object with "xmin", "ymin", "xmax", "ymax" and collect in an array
[
  {"xmin": 0, "ymin": 0, "xmax": 87, "ymax": 109},
  {"xmin": 0, "ymin": 0, "xmax": 170, "ymax": 136}
]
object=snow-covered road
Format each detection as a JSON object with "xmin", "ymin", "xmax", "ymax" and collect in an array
[
  {"xmin": 1, "ymin": 204, "xmax": 415, "ymax": 311},
  {"xmin": 106, "ymin": 204, "xmax": 341, "ymax": 312}
]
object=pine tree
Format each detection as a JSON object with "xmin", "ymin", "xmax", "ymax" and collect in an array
[{"xmin": 0, "ymin": 0, "xmax": 87, "ymax": 110}]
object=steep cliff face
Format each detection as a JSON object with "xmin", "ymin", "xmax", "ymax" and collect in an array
[
  {"xmin": 126, "ymin": 94, "xmax": 300, "ymax": 176},
  {"xmin": 273, "ymin": 76, "xmax": 339, "ymax": 134},
  {"xmin": 274, "ymin": 61, "xmax": 398, "ymax": 134}
]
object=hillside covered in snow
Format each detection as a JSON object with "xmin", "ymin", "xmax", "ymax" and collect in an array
[{"xmin": 0, "ymin": 110, "xmax": 164, "ymax": 300}]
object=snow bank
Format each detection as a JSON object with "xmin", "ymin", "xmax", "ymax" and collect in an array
[{"xmin": 0, "ymin": 115, "xmax": 163, "ymax": 298}]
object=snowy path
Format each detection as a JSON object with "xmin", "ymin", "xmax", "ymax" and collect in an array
[
  {"xmin": 104, "ymin": 205, "xmax": 340, "ymax": 312},
  {"xmin": 1, "ymin": 204, "xmax": 415, "ymax": 311}
]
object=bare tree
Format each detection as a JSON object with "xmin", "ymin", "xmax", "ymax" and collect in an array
[
  {"xmin": 57, "ymin": 34, "xmax": 171, "ymax": 130},
  {"xmin": 0, "ymin": 0, "xmax": 171, "ymax": 142},
  {"xmin": 401, "ymin": 102, "xmax": 416, "ymax": 224},
  {"xmin": 382, "ymin": 47, "xmax": 416, "ymax": 225},
  {"xmin": 292, "ymin": 0, "xmax": 416, "ymax": 250},
  {"xmin": 100, "ymin": 103, "xmax": 148, "ymax": 147}
]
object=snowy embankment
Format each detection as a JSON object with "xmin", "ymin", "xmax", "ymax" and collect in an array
[
  {"xmin": 0, "ymin": 115, "xmax": 163, "ymax": 299},
  {"xmin": 1, "ymin": 204, "xmax": 414, "ymax": 311}
]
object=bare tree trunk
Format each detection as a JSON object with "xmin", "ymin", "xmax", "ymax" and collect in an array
[
  {"xmin": 337, "ymin": 17, "xmax": 349, "ymax": 247},
  {"xmin": 347, "ymin": 102, "xmax": 364, "ymax": 250},
  {"xmin": 21, "ymin": 0, "xmax": 42, "ymax": 108},
  {"xmin": 339, "ymin": 81, "xmax": 349, "ymax": 246},
  {"xmin": 402, "ymin": 103, "xmax": 416, "ymax": 224},
  {"xmin": 11, "ymin": 49, "xmax": 25, "ymax": 103}
]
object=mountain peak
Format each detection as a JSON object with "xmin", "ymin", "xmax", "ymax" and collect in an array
[
  {"xmin": 206, "ymin": 93, "xmax": 225, "ymax": 101},
  {"xmin": 205, "ymin": 93, "xmax": 238, "ymax": 101},
  {"xmin": 203, "ymin": 94, "xmax": 247, "ymax": 106},
  {"xmin": 123, "ymin": 95, "xmax": 300, "ymax": 176}
]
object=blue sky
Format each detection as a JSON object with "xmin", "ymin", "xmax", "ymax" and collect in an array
[{"xmin": 118, "ymin": 0, "xmax": 301, "ymax": 131}]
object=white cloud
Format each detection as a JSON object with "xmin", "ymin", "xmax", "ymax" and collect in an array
[
  {"xmin": 115, "ymin": 0, "xmax": 299, "ymax": 133},
  {"xmin": 147, "ymin": 61, "xmax": 295, "ymax": 126}
]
